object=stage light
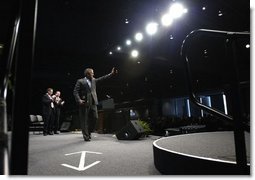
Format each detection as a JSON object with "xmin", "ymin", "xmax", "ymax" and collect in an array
[
  {"xmin": 135, "ymin": 32, "xmax": 143, "ymax": 42},
  {"xmin": 202, "ymin": 6, "xmax": 206, "ymax": 11},
  {"xmin": 109, "ymin": 51, "xmax": 113, "ymax": 55},
  {"xmin": 117, "ymin": 46, "xmax": 121, "ymax": 51},
  {"xmin": 126, "ymin": 39, "xmax": 132, "ymax": 46},
  {"xmin": 246, "ymin": 44, "xmax": 250, "ymax": 48},
  {"xmin": 218, "ymin": 10, "xmax": 223, "ymax": 16},
  {"xmin": 169, "ymin": 3, "xmax": 187, "ymax": 19},
  {"xmin": 145, "ymin": 22, "xmax": 158, "ymax": 35},
  {"xmin": 161, "ymin": 14, "xmax": 173, "ymax": 26},
  {"xmin": 203, "ymin": 49, "xmax": 208, "ymax": 58},
  {"xmin": 125, "ymin": 18, "xmax": 129, "ymax": 24},
  {"xmin": 131, "ymin": 49, "xmax": 139, "ymax": 58}
]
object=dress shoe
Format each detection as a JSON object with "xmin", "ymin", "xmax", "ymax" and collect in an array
[
  {"xmin": 83, "ymin": 135, "xmax": 90, "ymax": 141},
  {"xmin": 48, "ymin": 132, "xmax": 53, "ymax": 135},
  {"xmin": 54, "ymin": 131, "xmax": 60, "ymax": 134},
  {"xmin": 43, "ymin": 133, "xmax": 47, "ymax": 136}
]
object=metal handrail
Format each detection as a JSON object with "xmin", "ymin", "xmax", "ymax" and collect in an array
[
  {"xmin": 180, "ymin": 29, "xmax": 250, "ymax": 174},
  {"xmin": 9, "ymin": 0, "xmax": 38, "ymax": 174},
  {"xmin": 180, "ymin": 29, "xmax": 249, "ymax": 122},
  {"xmin": 0, "ymin": 2, "xmax": 21, "ymax": 175}
]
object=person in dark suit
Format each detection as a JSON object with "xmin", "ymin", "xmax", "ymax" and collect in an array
[
  {"xmin": 42, "ymin": 88, "xmax": 55, "ymax": 136},
  {"xmin": 53, "ymin": 90, "xmax": 65, "ymax": 134},
  {"xmin": 73, "ymin": 67, "xmax": 117, "ymax": 141}
]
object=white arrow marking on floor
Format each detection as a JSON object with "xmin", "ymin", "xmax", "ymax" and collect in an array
[{"xmin": 61, "ymin": 151, "xmax": 102, "ymax": 171}]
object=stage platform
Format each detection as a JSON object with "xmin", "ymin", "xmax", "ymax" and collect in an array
[{"xmin": 153, "ymin": 131, "xmax": 250, "ymax": 175}]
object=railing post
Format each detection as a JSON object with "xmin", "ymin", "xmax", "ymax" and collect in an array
[
  {"xmin": 0, "ymin": 98, "xmax": 9, "ymax": 175},
  {"xmin": 225, "ymin": 36, "xmax": 248, "ymax": 173}
]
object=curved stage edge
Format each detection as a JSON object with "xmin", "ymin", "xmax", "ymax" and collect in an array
[{"xmin": 153, "ymin": 131, "xmax": 250, "ymax": 175}]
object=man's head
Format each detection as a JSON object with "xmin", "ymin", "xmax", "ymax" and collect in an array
[
  {"xmin": 84, "ymin": 68, "xmax": 94, "ymax": 80},
  {"xmin": 55, "ymin": 91, "xmax": 61, "ymax": 97},
  {"xmin": 47, "ymin": 88, "xmax": 53, "ymax": 95}
]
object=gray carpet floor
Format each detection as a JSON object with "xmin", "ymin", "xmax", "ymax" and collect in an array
[{"xmin": 28, "ymin": 132, "xmax": 161, "ymax": 176}]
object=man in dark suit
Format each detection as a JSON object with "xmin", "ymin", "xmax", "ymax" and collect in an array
[
  {"xmin": 53, "ymin": 90, "xmax": 65, "ymax": 134},
  {"xmin": 73, "ymin": 67, "xmax": 117, "ymax": 141},
  {"xmin": 42, "ymin": 88, "xmax": 55, "ymax": 136}
]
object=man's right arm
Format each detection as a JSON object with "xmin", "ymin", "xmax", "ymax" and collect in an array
[
  {"xmin": 73, "ymin": 79, "xmax": 85, "ymax": 105},
  {"xmin": 42, "ymin": 95, "xmax": 52, "ymax": 105}
]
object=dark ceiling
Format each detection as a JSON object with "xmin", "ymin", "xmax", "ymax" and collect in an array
[{"xmin": 0, "ymin": 0, "xmax": 250, "ymax": 113}]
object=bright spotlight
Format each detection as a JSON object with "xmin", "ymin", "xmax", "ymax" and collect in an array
[
  {"xmin": 109, "ymin": 51, "xmax": 113, "ymax": 55},
  {"xmin": 126, "ymin": 39, "xmax": 132, "ymax": 46},
  {"xmin": 161, "ymin": 14, "xmax": 173, "ymax": 26},
  {"xmin": 169, "ymin": 3, "xmax": 187, "ymax": 19},
  {"xmin": 145, "ymin": 22, "xmax": 158, "ymax": 35},
  {"xmin": 117, "ymin": 46, "xmax": 121, "ymax": 51},
  {"xmin": 135, "ymin": 32, "xmax": 143, "ymax": 42},
  {"xmin": 131, "ymin": 50, "xmax": 139, "ymax": 58}
]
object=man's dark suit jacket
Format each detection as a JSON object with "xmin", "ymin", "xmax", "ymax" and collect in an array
[
  {"xmin": 73, "ymin": 73, "xmax": 112, "ymax": 106},
  {"xmin": 42, "ymin": 94, "xmax": 53, "ymax": 117}
]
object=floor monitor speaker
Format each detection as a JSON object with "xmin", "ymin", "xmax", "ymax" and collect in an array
[{"xmin": 116, "ymin": 120, "xmax": 145, "ymax": 140}]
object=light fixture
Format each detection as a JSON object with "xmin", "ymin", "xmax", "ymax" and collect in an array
[
  {"xmin": 135, "ymin": 32, "xmax": 143, "ymax": 42},
  {"xmin": 161, "ymin": 14, "xmax": 173, "ymax": 26},
  {"xmin": 218, "ymin": 10, "xmax": 223, "ymax": 16},
  {"xmin": 145, "ymin": 22, "xmax": 158, "ymax": 35},
  {"xmin": 126, "ymin": 39, "xmax": 132, "ymax": 46},
  {"xmin": 169, "ymin": 3, "xmax": 187, "ymax": 19},
  {"xmin": 131, "ymin": 49, "xmax": 139, "ymax": 58}
]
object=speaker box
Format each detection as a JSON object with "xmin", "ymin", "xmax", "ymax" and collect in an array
[
  {"xmin": 60, "ymin": 122, "xmax": 71, "ymax": 132},
  {"xmin": 111, "ymin": 109, "xmax": 129, "ymax": 132},
  {"xmin": 116, "ymin": 120, "xmax": 145, "ymax": 140}
]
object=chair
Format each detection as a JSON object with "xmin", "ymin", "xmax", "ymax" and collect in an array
[
  {"xmin": 36, "ymin": 115, "xmax": 43, "ymax": 122},
  {"xmin": 29, "ymin": 115, "xmax": 37, "ymax": 134},
  {"xmin": 35, "ymin": 115, "xmax": 44, "ymax": 134},
  {"xmin": 29, "ymin": 115, "xmax": 37, "ymax": 123},
  {"xmin": 29, "ymin": 115, "xmax": 44, "ymax": 134}
]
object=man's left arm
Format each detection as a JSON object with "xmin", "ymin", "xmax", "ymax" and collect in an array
[{"xmin": 95, "ymin": 67, "xmax": 117, "ymax": 82}]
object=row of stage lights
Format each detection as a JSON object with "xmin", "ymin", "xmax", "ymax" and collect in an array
[{"xmin": 108, "ymin": 2, "xmax": 188, "ymax": 59}]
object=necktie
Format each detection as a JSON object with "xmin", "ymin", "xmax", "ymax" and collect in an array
[{"xmin": 87, "ymin": 79, "xmax": 91, "ymax": 88}]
